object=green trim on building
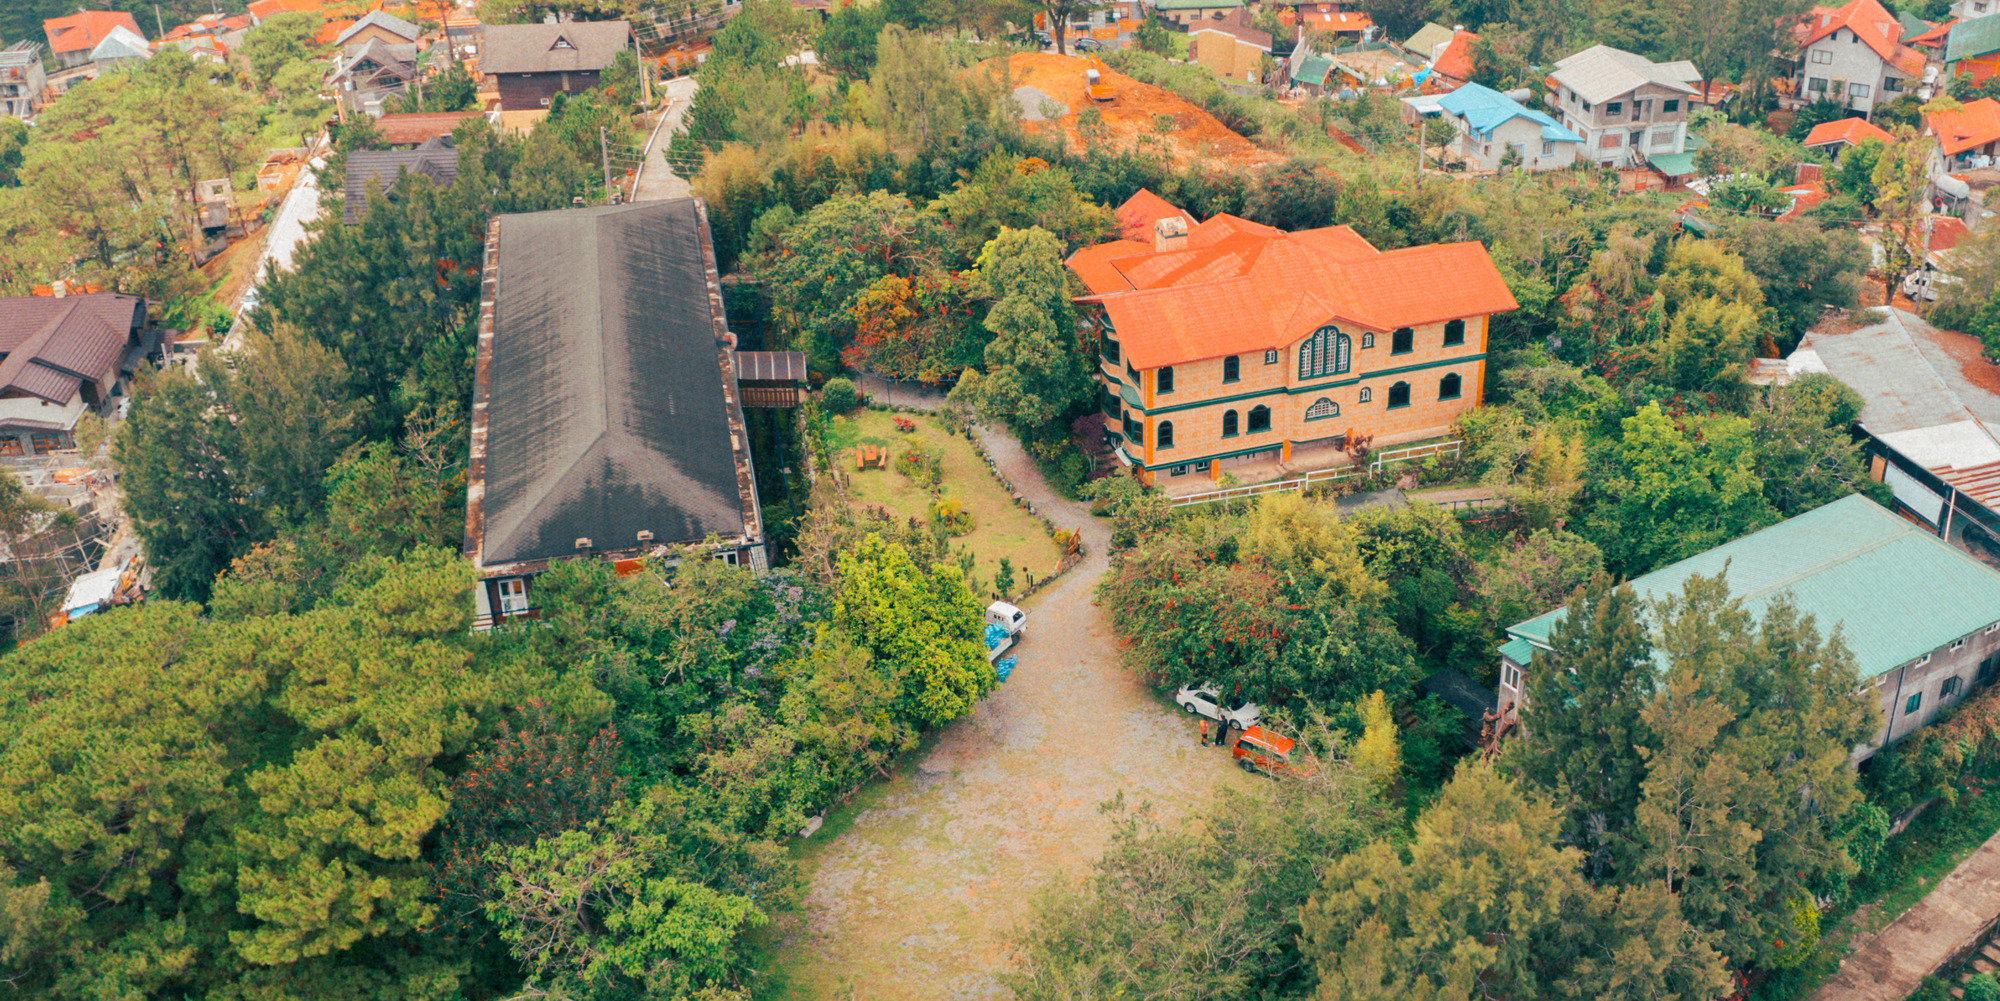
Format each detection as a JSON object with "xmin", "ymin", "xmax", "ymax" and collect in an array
[
  {"xmin": 1141, "ymin": 438, "xmax": 1285, "ymax": 472},
  {"xmin": 1128, "ymin": 353, "xmax": 1486, "ymax": 416}
]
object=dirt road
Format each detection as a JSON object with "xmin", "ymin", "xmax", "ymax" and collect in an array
[{"xmin": 764, "ymin": 428, "xmax": 1267, "ymax": 999}]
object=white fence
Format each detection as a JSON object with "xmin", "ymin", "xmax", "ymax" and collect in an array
[{"xmin": 1168, "ymin": 440, "xmax": 1462, "ymax": 509}]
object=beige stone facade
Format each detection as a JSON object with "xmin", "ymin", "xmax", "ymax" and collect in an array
[{"xmin": 1101, "ymin": 315, "xmax": 1489, "ymax": 484}]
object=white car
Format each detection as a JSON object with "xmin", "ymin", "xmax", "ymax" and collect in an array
[{"xmin": 1174, "ymin": 684, "xmax": 1260, "ymax": 729}]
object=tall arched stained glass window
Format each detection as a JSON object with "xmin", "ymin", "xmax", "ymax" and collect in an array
[{"xmin": 1297, "ymin": 326, "xmax": 1351, "ymax": 379}]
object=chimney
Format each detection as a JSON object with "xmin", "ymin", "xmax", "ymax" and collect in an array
[{"xmin": 1154, "ymin": 215, "xmax": 1189, "ymax": 253}]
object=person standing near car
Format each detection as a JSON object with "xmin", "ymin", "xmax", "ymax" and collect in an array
[
  {"xmin": 1215, "ymin": 720, "xmax": 1230, "ymax": 751},
  {"xmin": 1198, "ymin": 717, "xmax": 1210, "ymax": 746}
]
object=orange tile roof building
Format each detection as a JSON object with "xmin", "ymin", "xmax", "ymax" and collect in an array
[
  {"xmin": 1928, "ymin": 97, "xmax": 2000, "ymax": 168},
  {"xmin": 42, "ymin": 10, "xmax": 143, "ymax": 69},
  {"xmin": 1070, "ymin": 191, "xmax": 1516, "ymax": 485},
  {"xmin": 1802, "ymin": 115, "xmax": 1896, "ymax": 156}
]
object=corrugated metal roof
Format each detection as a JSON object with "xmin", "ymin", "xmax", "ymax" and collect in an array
[
  {"xmin": 1948, "ymin": 15, "xmax": 2000, "ymax": 61},
  {"xmin": 1799, "ymin": 308, "xmax": 2000, "ymax": 435},
  {"xmin": 1550, "ymin": 44, "xmax": 1701, "ymax": 105},
  {"xmin": 335, "ymin": 9, "xmax": 419, "ymax": 46},
  {"xmin": 476, "ymin": 200, "xmax": 754, "ymax": 567},
  {"xmin": 1647, "ymin": 151, "xmax": 1698, "ymax": 176},
  {"xmin": 734, "ymin": 351, "xmax": 805, "ymax": 382},
  {"xmin": 1402, "ymin": 22, "xmax": 1453, "ymax": 58},
  {"xmin": 1436, "ymin": 82, "xmax": 1583, "ymax": 143},
  {"xmin": 1505, "ymin": 495, "xmax": 2000, "ymax": 679},
  {"xmin": 1498, "ymin": 635, "xmax": 1537, "ymax": 665},
  {"xmin": 1293, "ymin": 54, "xmax": 1334, "ymax": 86}
]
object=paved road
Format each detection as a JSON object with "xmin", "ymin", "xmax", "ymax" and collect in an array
[
  {"xmin": 768, "ymin": 425, "xmax": 1267, "ymax": 1000},
  {"xmin": 1811, "ymin": 824, "xmax": 2000, "ymax": 1001},
  {"xmin": 224, "ymin": 158, "xmax": 323, "ymax": 352},
  {"xmin": 631, "ymin": 77, "xmax": 697, "ymax": 203}
]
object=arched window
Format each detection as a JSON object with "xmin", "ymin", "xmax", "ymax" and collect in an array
[
  {"xmin": 1444, "ymin": 319, "xmax": 1467, "ymax": 346},
  {"xmin": 1361, "ymin": 332, "xmax": 1375, "ymax": 349},
  {"xmin": 1248, "ymin": 405, "xmax": 1270, "ymax": 433},
  {"xmin": 1223, "ymin": 355, "xmax": 1240, "ymax": 382},
  {"xmin": 1439, "ymin": 373, "xmax": 1463, "ymax": 400},
  {"xmin": 1388, "ymin": 381, "xmax": 1411, "ymax": 408},
  {"xmin": 1158, "ymin": 366, "xmax": 1175, "ymax": 393},
  {"xmin": 1391, "ymin": 327, "xmax": 1414, "ymax": 354},
  {"xmin": 1305, "ymin": 397, "xmax": 1338, "ymax": 420},
  {"xmin": 1158, "ymin": 420, "xmax": 1175, "ymax": 448},
  {"xmin": 1222, "ymin": 409, "xmax": 1239, "ymax": 437},
  {"xmin": 1358, "ymin": 387, "xmax": 1372, "ymax": 403},
  {"xmin": 1297, "ymin": 326, "xmax": 1351, "ymax": 378}
]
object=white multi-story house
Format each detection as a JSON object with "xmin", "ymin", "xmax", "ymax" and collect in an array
[
  {"xmin": 1546, "ymin": 45, "xmax": 1702, "ymax": 170},
  {"xmin": 1788, "ymin": 0, "xmax": 1928, "ymax": 118}
]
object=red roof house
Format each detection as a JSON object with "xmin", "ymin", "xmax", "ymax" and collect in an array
[
  {"xmin": 1430, "ymin": 29, "xmax": 1479, "ymax": 87},
  {"xmin": 42, "ymin": 10, "xmax": 144, "ymax": 68},
  {"xmin": 1927, "ymin": 97, "xmax": 2000, "ymax": 166},
  {"xmin": 1802, "ymin": 116, "xmax": 1896, "ymax": 153}
]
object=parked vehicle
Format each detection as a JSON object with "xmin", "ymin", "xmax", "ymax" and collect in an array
[
  {"xmin": 1173, "ymin": 683, "xmax": 1260, "ymax": 729},
  {"xmin": 1074, "ymin": 36, "xmax": 1103, "ymax": 51},
  {"xmin": 1232, "ymin": 726, "xmax": 1312, "ymax": 777},
  {"xmin": 985, "ymin": 600, "xmax": 1026, "ymax": 663},
  {"xmin": 1901, "ymin": 266, "xmax": 1961, "ymax": 302}
]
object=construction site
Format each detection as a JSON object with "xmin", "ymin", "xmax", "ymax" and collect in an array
[{"xmin": 995, "ymin": 52, "xmax": 1282, "ymax": 169}]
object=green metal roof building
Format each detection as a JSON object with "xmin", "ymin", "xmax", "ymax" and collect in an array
[{"xmin": 1495, "ymin": 495, "xmax": 2000, "ymax": 759}]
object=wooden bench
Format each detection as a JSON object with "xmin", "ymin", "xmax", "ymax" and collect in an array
[{"xmin": 856, "ymin": 445, "xmax": 887, "ymax": 470}]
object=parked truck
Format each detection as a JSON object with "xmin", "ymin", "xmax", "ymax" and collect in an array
[{"xmin": 985, "ymin": 601, "xmax": 1026, "ymax": 663}]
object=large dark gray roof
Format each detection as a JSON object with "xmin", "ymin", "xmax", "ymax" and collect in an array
[
  {"xmin": 342, "ymin": 148, "xmax": 459, "ymax": 223},
  {"xmin": 480, "ymin": 21, "xmax": 631, "ymax": 75},
  {"xmin": 475, "ymin": 200, "xmax": 752, "ymax": 566}
]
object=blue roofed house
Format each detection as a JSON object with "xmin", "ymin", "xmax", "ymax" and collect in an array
[
  {"xmin": 1494, "ymin": 494, "xmax": 2000, "ymax": 762},
  {"xmin": 1436, "ymin": 82, "xmax": 1585, "ymax": 172}
]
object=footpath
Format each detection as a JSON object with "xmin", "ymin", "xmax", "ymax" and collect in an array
[{"xmin": 1811, "ymin": 826, "xmax": 2000, "ymax": 1001}]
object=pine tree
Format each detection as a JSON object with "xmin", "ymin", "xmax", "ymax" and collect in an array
[{"xmin": 1503, "ymin": 571, "xmax": 1659, "ymax": 878}]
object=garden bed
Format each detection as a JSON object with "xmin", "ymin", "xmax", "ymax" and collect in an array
[{"xmin": 823, "ymin": 408, "xmax": 1066, "ymax": 597}]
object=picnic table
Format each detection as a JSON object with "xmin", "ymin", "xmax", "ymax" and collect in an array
[{"xmin": 856, "ymin": 444, "xmax": 888, "ymax": 470}]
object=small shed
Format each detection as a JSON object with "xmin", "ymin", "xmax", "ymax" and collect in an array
[{"xmin": 734, "ymin": 351, "xmax": 807, "ymax": 408}]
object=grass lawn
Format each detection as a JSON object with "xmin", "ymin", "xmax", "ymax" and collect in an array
[{"xmin": 823, "ymin": 409, "xmax": 1065, "ymax": 598}]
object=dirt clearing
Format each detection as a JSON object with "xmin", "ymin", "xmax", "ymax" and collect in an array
[{"xmin": 992, "ymin": 52, "xmax": 1281, "ymax": 169}]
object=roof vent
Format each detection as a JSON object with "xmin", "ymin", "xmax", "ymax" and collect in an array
[
  {"xmin": 637, "ymin": 530, "xmax": 654, "ymax": 542},
  {"xmin": 574, "ymin": 537, "xmax": 592, "ymax": 549}
]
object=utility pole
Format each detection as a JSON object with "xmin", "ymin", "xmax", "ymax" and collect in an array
[
  {"xmin": 154, "ymin": 4, "xmax": 165, "ymax": 38},
  {"xmin": 599, "ymin": 126, "xmax": 612, "ymax": 197}
]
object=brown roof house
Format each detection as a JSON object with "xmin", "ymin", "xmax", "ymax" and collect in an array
[
  {"xmin": 464, "ymin": 198, "xmax": 765, "ymax": 629},
  {"xmin": 0, "ymin": 292, "xmax": 149, "ymax": 456},
  {"xmin": 481, "ymin": 21, "xmax": 634, "ymax": 112},
  {"xmin": 329, "ymin": 36, "xmax": 420, "ymax": 116}
]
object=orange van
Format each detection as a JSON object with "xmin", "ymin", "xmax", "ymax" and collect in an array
[{"xmin": 1231, "ymin": 726, "xmax": 1312, "ymax": 778}]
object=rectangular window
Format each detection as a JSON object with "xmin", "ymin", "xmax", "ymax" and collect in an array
[
  {"xmin": 1907, "ymin": 692, "xmax": 1924, "ymax": 715},
  {"xmin": 0, "ymin": 439, "xmax": 21, "ymax": 457},
  {"xmin": 1222, "ymin": 355, "xmax": 1239, "ymax": 383},
  {"xmin": 1598, "ymin": 133, "xmax": 1622, "ymax": 148},
  {"xmin": 1884, "ymin": 77, "xmax": 1903, "ymax": 92},
  {"xmin": 1541, "ymin": 141, "xmax": 1553, "ymax": 155},
  {"xmin": 1170, "ymin": 464, "xmax": 1188, "ymax": 476},
  {"xmin": 1606, "ymin": 101, "xmax": 1622, "ymax": 114},
  {"xmin": 1808, "ymin": 77, "xmax": 1828, "ymax": 93},
  {"xmin": 1263, "ymin": 349, "xmax": 1278, "ymax": 364},
  {"xmin": 1849, "ymin": 83, "xmax": 1871, "ymax": 99},
  {"xmin": 1663, "ymin": 99, "xmax": 1680, "ymax": 112},
  {"xmin": 1157, "ymin": 367, "xmax": 1173, "ymax": 393},
  {"xmin": 1944, "ymin": 676, "xmax": 1962, "ymax": 698},
  {"xmin": 1103, "ymin": 338, "xmax": 1119, "ymax": 364},
  {"xmin": 1918, "ymin": 653, "xmax": 1933, "ymax": 667},
  {"xmin": 1811, "ymin": 49, "xmax": 1832, "ymax": 64},
  {"xmin": 498, "ymin": 578, "xmax": 529, "ymax": 614},
  {"xmin": 29, "ymin": 433, "xmax": 63, "ymax": 454},
  {"xmin": 1953, "ymin": 638, "xmax": 1968, "ymax": 651},
  {"xmin": 1652, "ymin": 130, "xmax": 1675, "ymax": 148}
]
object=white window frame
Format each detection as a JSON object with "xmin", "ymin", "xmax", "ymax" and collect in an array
[
  {"xmin": 497, "ymin": 577, "xmax": 529, "ymax": 614},
  {"xmin": 1849, "ymin": 82, "xmax": 1871, "ymax": 99},
  {"xmin": 1811, "ymin": 49, "xmax": 1833, "ymax": 64}
]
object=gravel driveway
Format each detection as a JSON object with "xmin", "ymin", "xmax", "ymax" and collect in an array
[{"xmin": 765, "ymin": 427, "xmax": 1267, "ymax": 999}]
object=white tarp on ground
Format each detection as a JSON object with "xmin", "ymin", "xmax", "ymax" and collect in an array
[{"xmin": 62, "ymin": 566, "xmax": 123, "ymax": 616}]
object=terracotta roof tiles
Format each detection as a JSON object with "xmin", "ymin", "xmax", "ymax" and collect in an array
[
  {"xmin": 1115, "ymin": 187, "xmax": 1190, "ymax": 241},
  {"xmin": 1803, "ymin": 116, "xmax": 1895, "ymax": 147},
  {"xmin": 43, "ymin": 10, "xmax": 143, "ymax": 56},
  {"xmin": 1928, "ymin": 97, "xmax": 2000, "ymax": 157},
  {"xmin": 1073, "ymin": 191, "xmax": 1516, "ymax": 369},
  {"xmin": 1432, "ymin": 29, "xmax": 1479, "ymax": 83}
]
